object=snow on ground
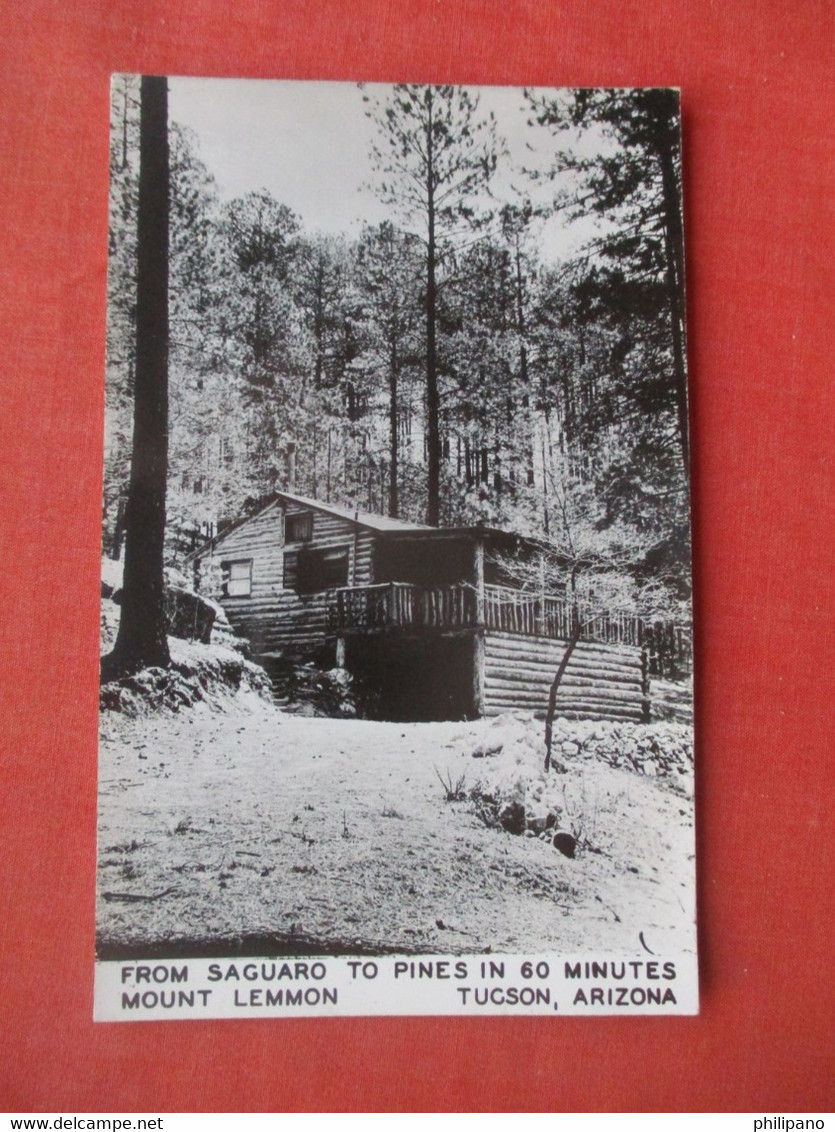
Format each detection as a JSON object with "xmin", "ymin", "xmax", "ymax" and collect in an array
[{"xmin": 97, "ymin": 691, "xmax": 696, "ymax": 959}]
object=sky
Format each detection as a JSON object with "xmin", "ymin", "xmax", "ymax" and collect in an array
[{"xmin": 167, "ymin": 78, "xmax": 607, "ymax": 262}]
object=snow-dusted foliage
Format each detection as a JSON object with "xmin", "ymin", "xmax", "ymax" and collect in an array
[{"xmin": 104, "ymin": 84, "xmax": 690, "ymax": 618}]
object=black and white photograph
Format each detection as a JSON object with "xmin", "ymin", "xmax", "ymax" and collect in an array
[{"xmin": 96, "ymin": 76, "xmax": 696, "ymax": 1019}]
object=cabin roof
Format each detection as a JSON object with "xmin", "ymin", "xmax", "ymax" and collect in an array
[
  {"xmin": 189, "ymin": 490, "xmax": 430, "ymax": 560},
  {"xmin": 189, "ymin": 490, "xmax": 542, "ymax": 559},
  {"xmin": 271, "ymin": 491, "xmax": 433, "ymax": 533}
]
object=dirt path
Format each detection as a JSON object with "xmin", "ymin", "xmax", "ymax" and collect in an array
[{"xmin": 98, "ymin": 692, "xmax": 695, "ymax": 958}]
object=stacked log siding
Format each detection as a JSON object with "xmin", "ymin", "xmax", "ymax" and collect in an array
[
  {"xmin": 193, "ymin": 493, "xmax": 658, "ymax": 722},
  {"xmin": 195, "ymin": 499, "xmax": 375, "ymax": 660},
  {"xmin": 483, "ymin": 631, "xmax": 647, "ymax": 721}
]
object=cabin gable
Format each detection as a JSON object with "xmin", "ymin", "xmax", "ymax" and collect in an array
[
  {"xmin": 195, "ymin": 500, "xmax": 376, "ymax": 599},
  {"xmin": 193, "ymin": 496, "xmax": 378, "ymax": 661}
]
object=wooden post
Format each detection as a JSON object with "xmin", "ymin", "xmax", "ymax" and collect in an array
[
  {"xmin": 473, "ymin": 537, "xmax": 485, "ymax": 627},
  {"xmin": 472, "ymin": 631, "xmax": 485, "ymax": 718},
  {"xmin": 336, "ymin": 636, "xmax": 346, "ymax": 668}
]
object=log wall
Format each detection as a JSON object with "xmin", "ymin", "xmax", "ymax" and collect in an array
[
  {"xmin": 483, "ymin": 630, "xmax": 648, "ymax": 722},
  {"xmin": 195, "ymin": 500, "xmax": 375, "ymax": 660}
]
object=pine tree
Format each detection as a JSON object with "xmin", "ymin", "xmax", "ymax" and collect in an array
[
  {"xmin": 354, "ymin": 222, "xmax": 423, "ymax": 517},
  {"xmin": 103, "ymin": 74, "xmax": 141, "ymax": 557},
  {"xmin": 364, "ymin": 84, "xmax": 499, "ymax": 525},
  {"xmin": 527, "ymin": 87, "xmax": 689, "ymax": 477},
  {"xmin": 216, "ymin": 191, "xmax": 304, "ymax": 498},
  {"xmin": 523, "ymin": 88, "xmax": 691, "ymax": 595},
  {"xmin": 102, "ymin": 75, "xmax": 171, "ymax": 681}
]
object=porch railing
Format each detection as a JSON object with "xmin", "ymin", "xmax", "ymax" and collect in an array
[
  {"xmin": 483, "ymin": 585, "xmax": 645, "ymax": 647},
  {"xmin": 329, "ymin": 582, "xmax": 478, "ymax": 633},
  {"xmin": 328, "ymin": 582, "xmax": 692, "ymax": 676},
  {"xmin": 483, "ymin": 585, "xmax": 692, "ymax": 674}
]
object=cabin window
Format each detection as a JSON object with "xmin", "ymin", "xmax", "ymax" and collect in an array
[
  {"xmin": 223, "ymin": 559, "xmax": 252, "ymax": 597},
  {"xmin": 286, "ymin": 546, "xmax": 349, "ymax": 594},
  {"xmin": 285, "ymin": 511, "xmax": 313, "ymax": 543}
]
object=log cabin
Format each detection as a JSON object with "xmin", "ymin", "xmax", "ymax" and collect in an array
[{"xmin": 191, "ymin": 491, "xmax": 649, "ymax": 722}]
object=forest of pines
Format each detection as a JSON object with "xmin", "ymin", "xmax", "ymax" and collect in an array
[{"xmin": 104, "ymin": 79, "xmax": 691, "ymax": 624}]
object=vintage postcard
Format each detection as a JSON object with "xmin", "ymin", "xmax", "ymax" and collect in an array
[{"xmin": 95, "ymin": 76, "xmax": 696, "ymax": 1019}]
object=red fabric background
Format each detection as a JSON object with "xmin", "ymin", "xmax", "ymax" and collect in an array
[{"xmin": 0, "ymin": 0, "xmax": 832, "ymax": 1113}]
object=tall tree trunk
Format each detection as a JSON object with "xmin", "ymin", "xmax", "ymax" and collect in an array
[
  {"xmin": 326, "ymin": 427, "xmax": 332, "ymax": 501},
  {"xmin": 388, "ymin": 339, "xmax": 399, "ymax": 518},
  {"xmin": 313, "ymin": 257, "xmax": 324, "ymax": 389},
  {"xmin": 102, "ymin": 75, "xmax": 171, "ymax": 682},
  {"xmin": 658, "ymin": 134, "xmax": 690, "ymax": 480},
  {"xmin": 425, "ymin": 91, "xmax": 441, "ymax": 526},
  {"xmin": 513, "ymin": 238, "xmax": 536, "ymax": 487}
]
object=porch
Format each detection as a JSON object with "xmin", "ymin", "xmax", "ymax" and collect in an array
[
  {"xmin": 330, "ymin": 582, "xmax": 641, "ymax": 644},
  {"xmin": 328, "ymin": 582, "xmax": 691, "ymax": 678}
]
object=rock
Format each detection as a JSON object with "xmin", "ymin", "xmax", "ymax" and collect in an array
[
  {"xmin": 552, "ymin": 831, "xmax": 577, "ymax": 858},
  {"xmin": 283, "ymin": 663, "xmax": 356, "ymax": 717},
  {"xmin": 561, "ymin": 741, "xmax": 580, "ymax": 757},
  {"xmin": 498, "ymin": 801, "xmax": 526, "ymax": 836}
]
